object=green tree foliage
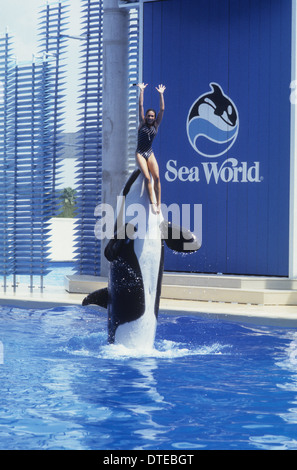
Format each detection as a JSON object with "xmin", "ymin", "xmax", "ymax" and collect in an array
[{"xmin": 57, "ymin": 187, "xmax": 77, "ymax": 218}]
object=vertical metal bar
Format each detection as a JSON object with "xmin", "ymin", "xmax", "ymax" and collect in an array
[
  {"xmin": 40, "ymin": 275, "xmax": 44, "ymax": 292},
  {"xmin": 30, "ymin": 275, "xmax": 34, "ymax": 293},
  {"xmin": 0, "ymin": 33, "xmax": 14, "ymax": 290},
  {"xmin": 138, "ymin": 0, "xmax": 144, "ymax": 84}
]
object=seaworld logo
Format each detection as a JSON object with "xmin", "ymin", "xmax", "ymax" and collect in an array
[
  {"xmin": 164, "ymin": 82, "xmax": 262, "ymax": 184},
  {"xmin": 186, "ymin": 83, "xmax": 239, "ymax": 158}
]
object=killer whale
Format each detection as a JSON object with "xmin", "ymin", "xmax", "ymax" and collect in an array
[
  {"xmin": 189, "ymin": 83, "xmax": 238, "ymax": 127},
  {"xmin": 187, "ymin": 82, "xmax": 239, "ymax": 157},
  {"xmin": 82, "ymin": 169, "xmax": 201, "ymax": 349}
]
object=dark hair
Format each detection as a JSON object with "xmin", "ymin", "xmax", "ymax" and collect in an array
[{"xmin": 145, "ymin": 108, "xmax": 156, "ymax": 118}]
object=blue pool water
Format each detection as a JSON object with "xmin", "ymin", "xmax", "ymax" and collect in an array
[
  {"xmin": 7, "ymin": 261, "xmax": 76, "ymax": 289},
  {"xmin": 1, "ymin": 305, "xmax": 297, "ymax": 450}
]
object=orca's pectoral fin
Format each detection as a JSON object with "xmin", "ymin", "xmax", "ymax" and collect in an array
[
  {"xmin": 82, "ymin": 287, "xmax": 108, "ymax": 309},
  {"xmin": 160, "ymin": 220, "xmax": 201, "ymax": 253}
]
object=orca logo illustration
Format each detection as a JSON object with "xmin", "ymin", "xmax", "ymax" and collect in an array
[{"xmin": 187, "ymin": 83, "xmax": 239, "ymax": 158}]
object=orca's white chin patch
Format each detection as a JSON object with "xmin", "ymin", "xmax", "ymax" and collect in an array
[{"xmin": 115, "ymin": 314, "xmax": 157, "ymax": 350}]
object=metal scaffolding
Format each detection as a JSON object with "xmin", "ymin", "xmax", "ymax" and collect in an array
[
  {"xmin": 74, "ymin": 0, "xmax": 103, "ymax": 276},
  {"xmin": 0, "ymin": 1, "xmax": 68, "ymax": 292},
  {"xmin": 0, "ymin": 0, "xmax": 142, "ymax": 286}
]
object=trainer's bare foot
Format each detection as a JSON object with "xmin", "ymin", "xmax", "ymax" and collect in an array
[{"xmin": 151, "ymin": 203, "xmax": 160, "ymax": 214}]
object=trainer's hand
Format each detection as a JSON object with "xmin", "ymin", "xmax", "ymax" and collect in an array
[
  {"xmin": 137, "ymin": 83, "xmax": 148, "ymax": 91},
  {"xmin": 156, "ymin": 84, "xmax": 166, "ymax": 94}
]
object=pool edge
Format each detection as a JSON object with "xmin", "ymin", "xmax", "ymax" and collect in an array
[{"xmin": 0, "ymin": 286, "xmax": 297, "ymax": 327}]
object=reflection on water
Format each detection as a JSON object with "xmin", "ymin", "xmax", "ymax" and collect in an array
[
  {"xmin": 247, "ymin": 331, "xmax": 297, "ymax": 450},
  {"xmin": 276, "ymin": 332, "xmax": 297, "ymax": 426}
]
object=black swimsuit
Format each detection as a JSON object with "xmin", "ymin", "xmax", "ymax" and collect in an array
[{"xmin": 136, "ymin": 124, "xmax": 158, "ymax": 160}]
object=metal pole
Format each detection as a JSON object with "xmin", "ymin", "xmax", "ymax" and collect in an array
[{"xmin": 101, "ymin": 0, "xmax": 130, "ymax": 276}]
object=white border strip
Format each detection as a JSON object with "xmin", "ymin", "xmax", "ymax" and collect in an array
[{"xmin": 290, "ymin": 0, "xmax": 297, "ymax": 278}]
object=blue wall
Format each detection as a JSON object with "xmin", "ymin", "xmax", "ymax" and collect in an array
[{"xmin": 143, "ymin": 0, "xmax": 292, "ymax": 276}]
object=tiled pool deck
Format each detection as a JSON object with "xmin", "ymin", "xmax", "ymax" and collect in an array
[
  {"xmin": 0, "ymin": 262, "xmax": 296, "ymax": 326},
  {"xmin": 0, "ymin": 278, "xmax": 297, "ymax": 327}
]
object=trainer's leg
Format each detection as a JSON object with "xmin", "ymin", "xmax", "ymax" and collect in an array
[
  {"xmin": 147, "ymin": 153, "xmax": 161, "ymax": 213},
  {"xmin": 136, "ymin": 153, "xmax": 155, "ymax": 206}
]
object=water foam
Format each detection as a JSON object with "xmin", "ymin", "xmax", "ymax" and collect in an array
[{"xmin": 64, "ymin": 333, "xmax": 231, "ymax": 361}]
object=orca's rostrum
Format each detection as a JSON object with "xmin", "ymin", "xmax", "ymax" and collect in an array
[{"xmin": 82, "ymin": 169, "xmax": 201, "ymax": 350}]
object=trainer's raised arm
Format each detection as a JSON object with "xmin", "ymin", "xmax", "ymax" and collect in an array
[
  {"xmin": 155, "ymin": 84, "xmax": 166, "ymax": 126},
  {"xmin": 137, "ymin": 83, "xmax": 148, "ymax": 123}
]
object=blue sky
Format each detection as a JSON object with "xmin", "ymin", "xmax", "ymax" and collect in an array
[{"xmin": 0, "ymin": 0, "xmax": 82, "ymax": 132}]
